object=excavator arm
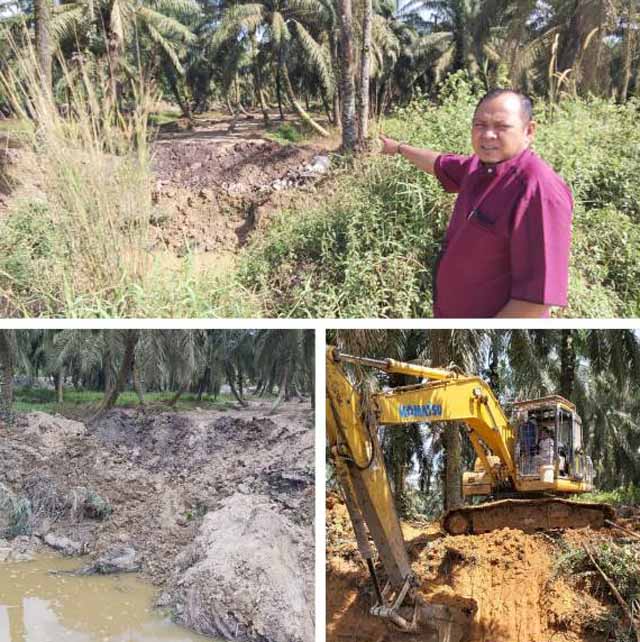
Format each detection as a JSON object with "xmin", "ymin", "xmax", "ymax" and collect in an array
[{"xmin": 327, "ymin": 348, "xmax": 478, "ymax": 639}]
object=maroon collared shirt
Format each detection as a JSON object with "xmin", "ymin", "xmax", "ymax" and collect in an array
[{"xmin": 432, "ymin": 148, "xmax": 573, "ymax": 318}]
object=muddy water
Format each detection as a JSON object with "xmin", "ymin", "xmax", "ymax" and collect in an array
[{"xmin": 0, "ymin": 557, "xmax": 217, "ymax": 642}]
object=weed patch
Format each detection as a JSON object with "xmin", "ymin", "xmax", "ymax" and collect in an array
[{"xmin": 555, "ymin": 538, "xmax": 640, "ymax": 639}]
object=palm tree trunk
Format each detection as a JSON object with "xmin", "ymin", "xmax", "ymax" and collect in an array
[
  {"xmin": 276, "ymin": 61, "xmax": 285, "ymax": 121},
  {"xmin": 94, "ymin": 330, "xmax": 139, "ymax": 418},
  {"xmin": 167, "ymin": 383, "xmax": 187, "ymax": 407},
  {"xmin": 0, "ymin": 330, "xmax": 16, "ymax": 426},
  {"xmin": 235, "ymin": 76, "xmax": 250, "ymax": 116},
  {"xmin": 270, "ymin": 363, "xmax": 289, "ymax": 414},
  {"xmin": 330, "ymin": 32, "xmax": 340, "ymax": 125},
  {"xmin": 106, "ymin": 30, "xmax": 121, "ymax": 105},
  {"xmin": 57, "ymin": 367, "xmax": 64, "ymax": 404},
  {"xmin": 444, "ymin": 425, "xmax": 463, "ymax": 511},
  {"xmin": 165, "ymin": 63, "xmax": 193, "ymax": 122},
  {"xmin": 357, "ymin": 0, "xmax": 372, "ymax": 145},
  {"xmin": 281, "ymin": 62, "xmax": 329, "ymax": 137},
  {"xmin": 336, "ymin": 0, "xmax": 357, "ymax": 149},
  {"xmin": 559, "ymin": 329, "xmax": 576, "ymax": 399},
  {"xmin": 621, "ymin": 0, "xmax": 635, "ymax": 100},
  {"xmin": 259, "ymin": 90, "xmax": 271, "ymax": 123},
  {"xmin": 431, "ymin": 330, "xmax": 463, "ymax": 511},
  {"xmin": 226, "ymin": 365, "xmax": 248, "ymax": 406},
  {"xmin": 34, "ymin": 0, "xmax": 52, "ymax": 96},
  {"xmin": 133, "ymin": 364, "xmax": 145, "ymax": 406}
]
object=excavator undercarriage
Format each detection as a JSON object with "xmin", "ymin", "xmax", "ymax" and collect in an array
[{"xmin": 443, "ymin": 497, "xmax": 615, "ymax": 535}]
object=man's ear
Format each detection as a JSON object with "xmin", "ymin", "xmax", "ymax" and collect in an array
[{"xmin": 526, "ymin": 120, "xmax": 537, "ymax": 144}]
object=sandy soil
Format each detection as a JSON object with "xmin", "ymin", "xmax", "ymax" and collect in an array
[
  {"xmin": 326, "ymin": 493, "xmax": 637, "ymax": 642},
  {"xmin": 0, "ymin": 400, "xmax": 314, "ymax": 640}
]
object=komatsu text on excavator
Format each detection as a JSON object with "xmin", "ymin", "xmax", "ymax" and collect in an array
[{"xmin": 326, "ymin": 347, "xmax": 614, "ymax": 641}]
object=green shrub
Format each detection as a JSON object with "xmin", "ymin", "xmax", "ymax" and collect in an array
[
  {"xmin": 576, "ymin": 484, "xmax": 640, "ymax": 507},
  {"xmin": 268, "ymin": 123, "xmax": 307, "ymax": 144},
  {"xmin": 554, "ymin": 538, "xmax": 640, "ymax": 641},
  {"xmin": 82, "ymin": 489, "xmax": 112, "ymax": 520},
  {"xmin": 0, "ymin": 483, "xmax": 33, "ymax": 537}
]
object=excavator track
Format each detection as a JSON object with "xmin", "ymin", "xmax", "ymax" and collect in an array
[{"xmin": 443, "ymin": 498, "xmax": 615, "ymax": 535}]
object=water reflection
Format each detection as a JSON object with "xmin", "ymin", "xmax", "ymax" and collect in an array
[{"xmin": 0, "ymin": 557, "xmax": 216, "ymax": 642}]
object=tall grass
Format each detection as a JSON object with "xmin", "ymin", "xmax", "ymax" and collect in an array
[
  {"xmin": 0, "ymin": 32, "xmax": 154, "ymax": 315},
  {"xmin": 0, "ymin": 32, "xmax": 262, "ymax": 317}
]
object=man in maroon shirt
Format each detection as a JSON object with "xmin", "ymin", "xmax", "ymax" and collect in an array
[{"xmin": 380, "ymin": 89, "xmax": 573, "ymax": 318}]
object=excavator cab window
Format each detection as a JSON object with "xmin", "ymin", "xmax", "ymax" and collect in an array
[{"xmin": 557, "ymin": 408, "xmax": 573, "ymax": 477}]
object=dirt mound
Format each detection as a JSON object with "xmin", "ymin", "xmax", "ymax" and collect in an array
[
  {"xmin": 1, "ymin": 400, "xmax": 314, "ymax": 642},
  {"xmin": 169, "ymin": 493, "xmax": 313, "ymax": 642},
  {"xmin": 153, "ymin": 139, "xmax": 313, "ymax": 194},
  {"xmin": 149, "ymin": 132, "xmax": 332, "ymax": 255},
  {"xmin": 16, "ymin": 411, "xmax": 87, "ymax": 452},
  {"xmin": 327, "ymin": 495, "xmax": 617, "ymax": 642}
]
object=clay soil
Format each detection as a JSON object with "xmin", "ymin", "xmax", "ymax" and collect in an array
[
  {"xmin": 150, "ymin": 112, "xmax": 338, "ymax": 256},
  {"xmin": 0, "ymin": 399, "xmax": 314, "ymax": 593},
  {"xmin": 326, "ymin": 494, "xmax": 637, "ymax": 642}
]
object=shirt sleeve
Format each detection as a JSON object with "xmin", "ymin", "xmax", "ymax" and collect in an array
[
  {"xmin": 434, "ymin": 154, "xmax": 472, "ymax": 193},
  {"xmin": 510, "ymin": 179, "xmax": 573, "ymax": 306}
]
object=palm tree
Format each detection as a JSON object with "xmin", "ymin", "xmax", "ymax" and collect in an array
[
  {"xmin": 0, "ymin": 330, "xmax": 17, "ymax": 426},
  {"xmin": 52, "ymin": 0, "xmax": 200, "ymax": 100},
  {"xmin": 91, "ymin": 330, "xmax": 139, "ymax": 417},
  {"xmin": 212, "ymin": 0, "xmax": 332, "ymax": 136},
  {"xmin": 254, "ymin": 329, "xmax": 314, "ymax": 412}
]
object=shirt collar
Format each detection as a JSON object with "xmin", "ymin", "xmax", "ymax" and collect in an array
[{"xmin": 478, "ymin": 148, "xmax": 531, "ymax": 178}]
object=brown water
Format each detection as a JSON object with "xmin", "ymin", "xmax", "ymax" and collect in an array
[{"xmin": 0, "ymin": 557, "xmax": 217, "ymax": 642}]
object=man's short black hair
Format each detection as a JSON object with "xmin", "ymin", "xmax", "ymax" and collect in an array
[{"xmin": 475, "ymin": 89, "xmax": 534, "ymax": 123}]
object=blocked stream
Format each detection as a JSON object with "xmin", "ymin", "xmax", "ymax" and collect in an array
[{"xmin": 0, "ymin": 557, "xmax": 217, "ymax": 642}]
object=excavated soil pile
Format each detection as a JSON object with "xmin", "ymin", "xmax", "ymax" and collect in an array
[
  {"xmin": 327, "ymin": 495, "xmax": 625, "ymax": 642},
  {"xmin": 0, "ymin": 400, "xmax": 314, "ymax": 642},
  {"xmin": 151, "ymin": 136, "xmax": 330, "ymax": 254}
]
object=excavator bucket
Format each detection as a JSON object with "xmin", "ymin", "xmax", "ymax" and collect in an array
[{"xmin": 390, "ymin": 595, "xmax": 477, "ymax": 642}]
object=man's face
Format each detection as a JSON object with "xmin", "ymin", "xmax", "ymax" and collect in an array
[{"xmin": 471, "ymin": 94, "xmax": 536, "ymax": 164}]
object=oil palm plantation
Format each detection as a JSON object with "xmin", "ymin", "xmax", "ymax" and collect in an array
[
  {"xmin": 211, "ymin": 0, "xmax": 333, "ymax": 135},
  {"xmin": 52, "ymin": 0, "xmax": 200, "ymax": 98}
]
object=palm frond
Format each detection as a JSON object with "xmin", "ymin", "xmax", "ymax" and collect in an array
[
  {"xmin": 138, "ymin": 5, "xmax": 196, "ymax": 43},
  {"xmin": 292, "ymin": 19, "xmax": 333, "ymax": 93}
]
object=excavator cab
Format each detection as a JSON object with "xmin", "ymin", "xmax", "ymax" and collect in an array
[{"xmin": 511, "ymin": 396, "xmax": 595, "ymax": 491}]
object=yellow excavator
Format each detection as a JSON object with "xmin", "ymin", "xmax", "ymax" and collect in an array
[{"xmin": 327, "ymin": 347, "xmax": 614, "ymax": 641}]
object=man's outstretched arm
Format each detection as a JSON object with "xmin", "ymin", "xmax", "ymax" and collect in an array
[{"xmin": 380, "ymin": 135, "xmax": 440, "ymax": 175}]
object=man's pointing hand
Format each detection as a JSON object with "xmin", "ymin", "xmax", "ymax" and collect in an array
[{"xmin": 379, "ymin": 135, "xmax": 400, "ymax": 155}]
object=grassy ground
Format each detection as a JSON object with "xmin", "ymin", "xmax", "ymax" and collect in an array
[
  {"xmin": 2, "ymin": 68, "xmax": 639, "ymax": 317},
  {"xmin": 14, "ymin": 386, "xmax": 241, "ymax": 417}
]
